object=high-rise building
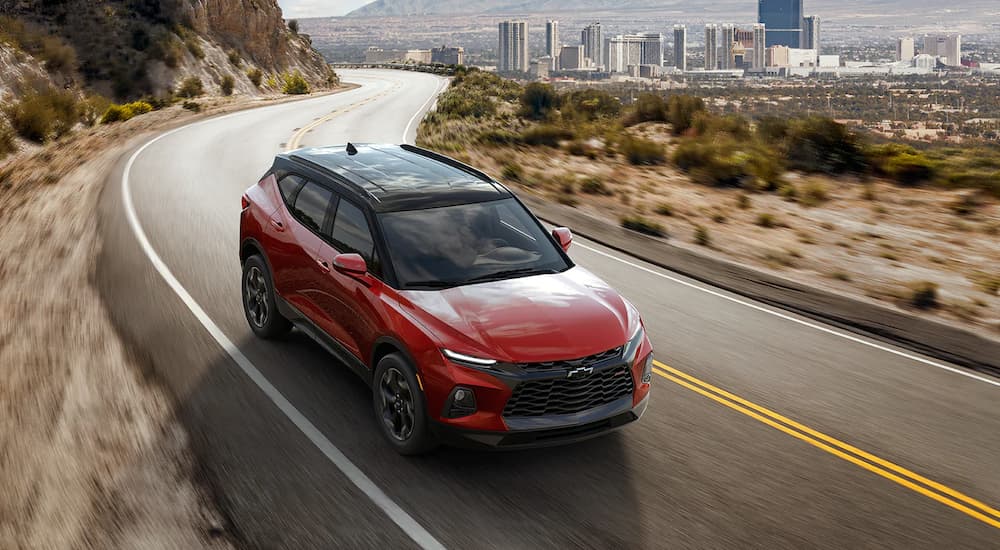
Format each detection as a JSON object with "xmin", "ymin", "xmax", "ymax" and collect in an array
[
  {"xmin": 766, "ymin": 45, "xmax": 789, "ymax": 67},
  {"xmin": 559, "ymin": 45, "xmax": 585, "ymax": 70},
  {"xmin": 896, "ymin": 37, "xmax": 915, "ymax": 61},
  {"xmin": 581, "ymin": 23, "xmax": 603, "ymax": 69},
  {"xmin": 546, "ymin": 20, "xmax": 559, "ymax": 70},
  {"xmin": 758, "ymin": 0, "xmax": 802, "ymax": 48},
  {"xmin": 704, "ymin": 24, "xmax": 719, "ymax": 70},
  {"xmin": 607, "ymin": 33, "xmax": 663, "ymax": 73},
  {"xmin": 498, "ymin": 20, "xmax": 529, "ymax": 73},
  {"xmin": 673, "ymin": 25, "xmax": 687, "ymax": 71},
  {"xmin": 721, "ymin": 25, "xmax": 736, "ymax": 69},
  {"xmin": 752, "ymin": 24, "xmax": 767, "ymax": 69},
  {"xmin": 802, "ymin": 15, "xmax": 819, "ymax": 51},
  {"xmin": 923, "ymin": 34, "xmax": 961, "ymax": 67},
  {"xmin": 431, "ymin": 45, "xmax": 464, "ymax": 66}
]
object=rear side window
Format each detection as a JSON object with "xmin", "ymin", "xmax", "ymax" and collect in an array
[
  {"xmin": 331, "ymin": 199, "xmax": 378, "ymax": 272},
  {"xmin": 292, "ymin": 182, "xmax": 333, "ymax": 233},
  {"xmin": 277, "ymin": 174, "xmax": 305, "ymax": 205}
]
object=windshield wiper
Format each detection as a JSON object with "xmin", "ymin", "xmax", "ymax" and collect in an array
[{"xmin": 465, "ymin": 267, "xmax": 558, "ymax": 283}]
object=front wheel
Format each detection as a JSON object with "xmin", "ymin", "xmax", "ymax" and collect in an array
[
  {"xmin": 242, "ymin": 255, "xmax": 291, "ymax": 339},
  {"xmin": 373, "ymin": 353, "xmax": 438, "ymax": 455}
]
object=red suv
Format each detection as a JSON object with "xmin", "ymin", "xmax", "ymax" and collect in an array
[{"xmin": 239, "ymin": 144, "xmax": 652, "ymax": 454}]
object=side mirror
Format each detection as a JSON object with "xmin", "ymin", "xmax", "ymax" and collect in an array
[
  {"xmin": 552, "ymin": 227, "xmax": 573, "ymax": 252},
  {"xmin": 333, "ymin": 253, "xmax": 367, "ymax": 276}
]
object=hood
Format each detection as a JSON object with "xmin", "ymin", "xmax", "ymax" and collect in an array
[{"xmin": 400, "ymin": 266, "xmax": 635, "ymax": 363}]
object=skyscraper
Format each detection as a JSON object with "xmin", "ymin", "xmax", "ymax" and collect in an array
[
  {"xmin": 752, "ymin": 24, "xmax": 766, "ymax": 69},
  {"xmin": 704, "ymin": 24, "xmax": 719, "ymax": 70},
  {"xmin": 758, "ymin": 0, "xmax": 802, "ymax": 48},
  {"xmin": 606, "ymin": 33, "xmax": 663, "ymax": 73},
  {"xmin": 802, "ymin": 15, "xmax": 820, "ymax": 51},
  {"xmin": 581, "ymin": 22, "xmax": 603, "ymax": 69},
  {"xmin": 673, "ymin": 25, "xmax": 687, "ymax": 71},
  {"xmin": 896, "ymin": 37, "xmax": 915, "ymax": 61},
  {"xmin": 546, "ymin": 20, "xmax": 559, "ymax": 70},
  {"xmin": 923, "ymin": 34, "xmax": 962, "ymax": 67},
  {"xmin": 498, "ymin": 20, "xmax": 529, "ymax": 73},
  {"xmin": 721, "ymin": 25, "xmax": 736, "ymax": 70}
]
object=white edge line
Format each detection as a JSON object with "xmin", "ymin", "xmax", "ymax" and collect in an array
[
  {"xmin": 574, "ymin": 242, "xmax": 1000, "ymax": 389},
  {"xmin": 121, "ymin": 87, "xmax": 447, "ymax": 550},
  {"xmin": 402, "ymin": 76, "xmax": 448, "ymax": 144}
]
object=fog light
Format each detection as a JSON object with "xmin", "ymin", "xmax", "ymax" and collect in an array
[
  {"xmin": 445, "ymin": 386, "xmax": 477, "ymax": 418},
  {"xmin": 641, "ymin": 353, "xmax": 653, "ymax": 384}
]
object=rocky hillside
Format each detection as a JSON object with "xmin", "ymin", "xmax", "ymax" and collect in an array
[{"xmin": 0, "ymin": 0, "xmax": 335, "ymax": 100}]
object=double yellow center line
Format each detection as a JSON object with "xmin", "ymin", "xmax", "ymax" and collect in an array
[
  {"xmin": 286, "ymin": 82, "xmax": 402, "ymax": 151},
  {"xmin": 652, "ymin": 359, "xmax": 1000, "ymax": 530}
]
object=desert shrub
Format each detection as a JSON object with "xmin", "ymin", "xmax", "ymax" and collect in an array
[
  {"xmin": 565, "ymin": 140, "xmax": 597, "ymax": 158},
  {"xmin": 755, "ymin": 212, "xmax": 777, "ymax": 228},
  {"xmin": 227, "ymin": 49, "xmax": 241, "ymax": 66},
  {"xmin": 560, "ymin": 89, "xmax": 620, "ymax": 121},
  {"xmin": 185, "ymin": 36, "xmax": 205, "ymax": 59},
  {"xmin": 800, "ymin": 182, "xmax": 829, "ymax": 207},
  {"xmin": 778, "ymin": 183, "xmax": 798, "ymax": 201},
  {"xmin": 4, "ymin": 87, "xmax": 80, "ymax": 142},
  {"xmin": 478, "ymin": 129, "xmax": 521, "ymax": 145},
  {"xmin": 884, "ymin": 153, "xmax": 936, "ymax": 185},
  {"xmin": 625, "ymin": 93, "xmax": 668, "ymax": 125},
  {"xmin": 579, "ymin": 176, "xmax": 612, "ymax": 196},
  {"xmin": 99, "ymin": 101, "xmax": 153, "ymax": 124},
  {"xmin": 971, "ymin": 273, "xmax": 1000, "ymax": 295},
  {"xmin": 282, "ymin": 71, "xmax": 310, "ymax": 94},
  {"xmin": 621, "ymin": 136, "xmax": 665, "ymax": 165},
  {"xmin": 437, "ymin": 92, "xmax": 495, "ymax": 119},
  {"xmin": 673, "ymin": 137, "xmax": 781, "ymax": 188},
  {"xmin": 501, "ymin": 163, "xmax": 523, "ymax": 182},
  {"xmin": 693, "ymin": 113, "xmax": 751, "ymax": 140},
  {"xmin": 737, "ymin": 193, "xmax": 752, "ymax": 209},
  {"xmin": 521, "ymin": 125, "xmax": 574, "ymax": 147},
  {"xmin": 79, "ymin": 95, "xmax": 111, "ymax": 126},
  {"xmin": 621, "ymin": 215, "xmax": 665, "ymax": 237},
  {"xmin": 287, "ymin": 19, "xmax": 299, "ymax": 34},
  {"xmin": 755, "ymin": 116, "xmax": 789, "ymax": 143},
  {"xmin": 0, "ymin": 119, "xmax": 15, "ymax": 158},
  {"xmin": 667, "ymin": 95, "xmax": 706, "ymax": 135},
  {"xmin": 247, "ymin": 68, "xmax": 263, "ymax": 87},
  {"xmin": 520, "ymin": 83, "xmax": 560, "ymax": 120},
  {"xmin": 176, "ymin": 76, "xmax": 204, "ymax": 98},
  {"xmin": 693, "ymin": 225, "xmax": 711, "ymax": 246},
  {"xmin": 183, "ymin": 100, "xmax": 201, "ymax": 112},
  {"xmin": 950, "ymin": 192, "xmax": 982, "ymax": 216},
  {"xmin": 221, "ymin": 75, "xmax": 235, "ymax": 96},
  {"xmin": 785, "ymin": 117, "xmax": 867, "ymax": 174},
  {"xmin": 909, "ymin": 281, "xmax": 938, "ymax": 309},
  {"xmin": 655, "ymin": 203, "xmax": 674, "ymax": 216}
]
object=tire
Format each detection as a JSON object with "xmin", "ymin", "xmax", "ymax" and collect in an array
[
  {"xmin": 241, "ymin": 255, "xmax": 292, "ymax": 339},
  {"xmin": 373, "ymin": 353, "xmax": 438, "ymax": 455}
]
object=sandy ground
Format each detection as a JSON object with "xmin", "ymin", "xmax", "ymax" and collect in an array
[
  {"xmin": 0, "ymin": 90, "xmax": 345, "ymax": 549},
  {"xmin": 451, "ymin": 125, "xmax": 1000, "ymax": 341}
]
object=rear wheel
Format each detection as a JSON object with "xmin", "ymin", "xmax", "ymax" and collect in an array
[
  {"xmin": 373, "ymin": 353, "xmax": 437, "ymax": 455},
  {"xmin": 242, "ymin": 255, "xmax": 291, "ymax": 339}
]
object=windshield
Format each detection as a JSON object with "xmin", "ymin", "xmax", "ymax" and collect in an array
[{"xmin": 379, "ymin": 198, "xmax": 571, "ymax": 289}]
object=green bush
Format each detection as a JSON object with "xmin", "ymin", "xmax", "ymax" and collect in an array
[
  {"xmin": 560, "ymin": 89, "xmax": 621, "ymax": 121},
  {"xmin": 800, "ymin": 181, "xmax": 829, "ymax": 207},
  {"xmin": 4, "ymin": 87, "xmax": 80, "ymax": 143},
  {"xmin": 673, "ymin": 137, "xmax": 781, "ymax": 188},
  {"xmin": 183, "ymin": 100, "xmax": 201, "ymax": 112},
  {"xmin": 621, "ymin": 137, "xmax": 665, "ymax": 165},
  {"xmin": 519, "ymin": 82, "xmax": 560, "ymax": 120},
  {"xmin": 185, "ymin": 36, "xmax": 205, "ymax": 59},
  {"xmin": 693, "ymin": 225, "xmax": 711, "ymax": 246},
  {"xmin": 884, "ymin": 153, "xmax": 936, "ymax": 185},
  {"xmin": 655, "ymin": 203, "xmax": 674, "ymax": 216},
  {"xmin": 176, "ymin": 76, "xmax": 204, "ymax": 98},
  {"xmin": 785, "ymin": 117, "xmax": 867, "ymax": 174},
  {"xmin": 579, "ymin": 176, "xmax": 612, "ymax": 196},
  {"xmin": 667, "ymin": 95, "xmax": 706, "ymax": 135},
  {"xmin": 521, "ymin": 125, "xmax": 574, "ymax": 147},
  {"xmin": 221, "ymin": 75, "xmax": 235, "ymax": 96},
  {"xmin": 625, "ymin": 93, "xmax": 668, "ymax": 125},
  {"xmin": 247, "ymin": 68, "xmax": 263, "ymax": 87},
  {"xmin": 287, "ymin": 19, "xmax": 299, "ymax": 34},
  {"xmin": 79, "ymin": 95, "xmax": 112, "ymax": 126},
  {"xmin": 437, "ymin": 92, "xmax": 495, "ymax": 119},
  {"xmin": 99, "ymin": 101, "xmax": 153, "ymax": 124},
  {"xmin": 227, "ymin": 49, "xmax": 241, "ymax": 66},
  {"xmin": 501, "ymin": 163, "xmax": 523, "ymax": 182},
  {"xmin": 621, "ymin": 215, "xmax": 666, "ymax": 237},
  {"xmin": 755, "ymin": 213, "xmax": 777, "ymax": 228},
  {"xmin": 478, "ymin": 129, "xmax": 521, "ymax": 145},
  {"xmin": 909, "ymin": 282, "xmax": 938, "ymax": 309},
  {"xmin": 282, "ymin": 71, "xmax": 310, "ymax": 95}
]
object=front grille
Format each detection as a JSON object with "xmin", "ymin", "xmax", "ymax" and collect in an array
[
  {"xmin": 503, "ymin": 364, "xmax": 634, "ymax": 417},
  {"xmin": 518, "ymin": 346, "xmax": 623, "ymax": 372}
]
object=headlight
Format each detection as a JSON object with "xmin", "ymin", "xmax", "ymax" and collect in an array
[
  {"xmin": 442, "ymin": 348, "xmax": 497, "ymax": 367},
  {"xmin": 623, "ymin": 324, "xmax": 645, "ymax": 363}
]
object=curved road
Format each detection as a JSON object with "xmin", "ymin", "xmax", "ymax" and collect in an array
[{"xmin": 97, "ymin": 69, "xmax": 1000, "ymax": 548}]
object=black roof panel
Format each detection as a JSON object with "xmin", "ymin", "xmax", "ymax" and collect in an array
[{"xmin": 286, "ymin": 144, "xmax": 510, "ymax": 211}]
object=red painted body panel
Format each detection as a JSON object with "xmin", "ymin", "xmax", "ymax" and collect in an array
[{"xmin": 240, "ymin": 174, "xmax": 650, "ymax": 437}]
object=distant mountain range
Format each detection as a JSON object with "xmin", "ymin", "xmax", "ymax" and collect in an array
[{"xmin": 347, "ymin": 0, "xmax": 998, "ymax": 18}]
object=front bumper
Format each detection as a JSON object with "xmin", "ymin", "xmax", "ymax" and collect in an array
[{"xmin": 430, "ymin": 394, "xmax": 649, "ymax": 450}]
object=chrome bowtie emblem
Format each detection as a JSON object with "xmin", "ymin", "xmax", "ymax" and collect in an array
[{"xmin": 567, "ymin": 366, "xmax": 594, "ymax": 380}]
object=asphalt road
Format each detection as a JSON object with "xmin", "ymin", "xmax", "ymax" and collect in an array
[{"xmin": 97, "ymin": 69, "xmax": 1000, "ymax": 548}]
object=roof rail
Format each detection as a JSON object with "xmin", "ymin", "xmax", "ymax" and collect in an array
[
  {"xmin": 288, "ymin": 154, "xmax": 381, "ymax": 202},
  {"xmin": 399, "ymin": 144, "xmax": 495, "ymax": 183}
]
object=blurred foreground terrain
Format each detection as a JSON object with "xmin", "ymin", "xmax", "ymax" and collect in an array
[{"xmin": 418, "ymin": 70, "xmax": 1000, "ymax": 338}]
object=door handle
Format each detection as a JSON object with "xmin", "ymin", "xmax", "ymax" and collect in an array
[
  {"xmin": 316, "ymin": 258, "xmax": 330, "ymax": 272},
  {"xmin": 270, "ymin": 219, "xmax": 284, "ymax": 231}
]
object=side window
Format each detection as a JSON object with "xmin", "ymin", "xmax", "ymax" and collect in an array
[
  {"xmin": 331, "ymin": 199, "xmax": 379, "ymax": 274},
  {"xmin": 292, "ymin": 182, "xmax": 333, "ymax": 233},
  {"xmin": 277, "ymin": 174, "xmax": 305, "ymax": 206}
]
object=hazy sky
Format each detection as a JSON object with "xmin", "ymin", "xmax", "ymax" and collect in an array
[{"xmin": 279, "ymin": 0, "xmax": 374, "ymax": 18}]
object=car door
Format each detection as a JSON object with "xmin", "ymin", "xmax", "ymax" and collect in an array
[
  {"xmin": 313, "ymin": 197, "xmax": 383, "ymax": 360},
  {"xmin": 269, "ymin": 176, "xmax": 339, "ymax": 332}
]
